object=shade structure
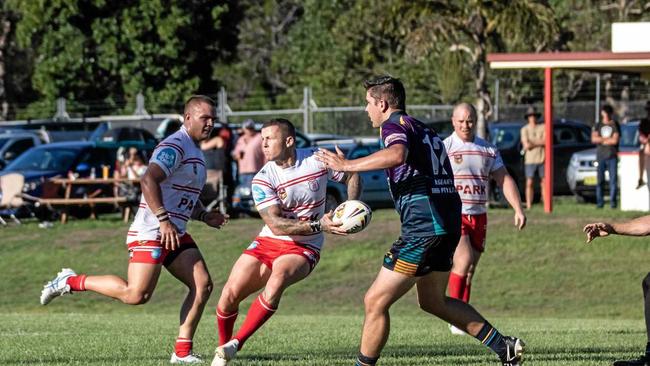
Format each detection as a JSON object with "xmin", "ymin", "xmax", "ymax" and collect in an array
[{"xmin": 487, "ymin": 51, "xmax": 650, "ymax": 212}]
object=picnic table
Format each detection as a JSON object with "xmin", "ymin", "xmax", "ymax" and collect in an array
[{"xmin": 40, "ymin": 177, "xmax": 141, "ymax": 223}]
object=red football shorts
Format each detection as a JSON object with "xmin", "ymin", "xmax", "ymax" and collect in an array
[
  {"xmin": 461, "ymin": 213, "xmax": 488, "ymax": 252},
  {"xmin": 127, "ymin": 233, "xmax": 198, "ymax": 266},
  {"xmin": 243, "ymin": 236, "xmax": 321, "ymax": 273}
]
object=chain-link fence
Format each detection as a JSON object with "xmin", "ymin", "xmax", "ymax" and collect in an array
[{"xmin": 3, "ymin": 88, "xmax": 647, "ymax": 136}]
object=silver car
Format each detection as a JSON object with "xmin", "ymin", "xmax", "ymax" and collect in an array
[{"xmin": 567, "ymin": 120, "xmax": 640, "ymax": 202}]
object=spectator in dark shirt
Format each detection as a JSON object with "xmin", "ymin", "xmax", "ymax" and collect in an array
[{"xmin": 591, "ymin": 104, "xmax": 620, "ymax": 208}]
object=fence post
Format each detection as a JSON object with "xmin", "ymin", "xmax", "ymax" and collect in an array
[
  {"xmin": 302, "ymin": 87, "xmax": 310, "ymax": 133},
  {"xmin": 595, "ymin": 74, "xmax": 601, "ymax": 124},
  {"xmin": 494, "ymin": 79, "xmax": 500, "ymax": 121},
  {"xmin": 53, "ymin": 97, "xmax": 69, "ymax": 121},
  {"xmin": 133, "ymin": 92, "xmax": 148, "ymax": 115},
  {"xmin": 218, "ymin": 87, "xmax": 228, "ymax": 123}
]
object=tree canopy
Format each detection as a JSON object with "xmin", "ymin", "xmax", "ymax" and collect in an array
[{"xmin": 0, "ymin": 0, "xmax": 648, "ymax": 124}]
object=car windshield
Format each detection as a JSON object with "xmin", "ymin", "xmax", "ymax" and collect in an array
[
  {"xmin": 489, "ymin": 125, "xmax": 521, "ymax": 149},
  {"xmin": 620, "ymin": 122, "xmax": 640, "ymax": 148},
  {"xmin": 0, "ymin": 137, "xmax": 10, "ymax": 149},
  {"xmin": 7, "ymin": 147, "xmax": 81, "ymax": 171}
]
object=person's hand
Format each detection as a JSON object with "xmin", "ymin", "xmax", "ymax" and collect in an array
[
  {"xmin": 204, "ymin": 212, "xmax": 229, "ymax": 229},
  {"xmin": 514, "ymin": 210, "xmax": 526, "ymax": 230},
  {"xmin": 319, "ymin": 210, "xmax": 347, "ymax": 236},
  {"xmin": 159, "ymin": 220, "xmax": 180, "ymax": 250},
  {"xmin": 315, "ymin": 146, "xmax": 348, "ymax": 171},
  {"xmin": 583, "ymin": 222, "xmax": 614, "ymax": 243}
]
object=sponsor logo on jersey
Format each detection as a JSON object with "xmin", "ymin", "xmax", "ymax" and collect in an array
[
  {"xmin": 247, "ymin": 240, "xmax": 259, "ymax": 250},
  {"xmin": 252, "ymin": 185, "xmax": 266, "ymax": 202},
  {"xmin": 454, "ymin": 154, "xmax": 463, "ymax": 164},
  {"xmin": 384, "ymin": 133, "xmax": 406, "ymax": 146},
  {"xmin": 157, "ymin": 148, "xmax": 177, "ymax": 169},
  {"xmin": 308, "ymin": 179, "xmax": 319, "ymax": 192},
  {"xmin": 278, "ymin": 188, "xmax": 287, "ymax": 200},
  {"xmin": 151, "ymin": 247, "xmax": 162, "ymax": 260}
]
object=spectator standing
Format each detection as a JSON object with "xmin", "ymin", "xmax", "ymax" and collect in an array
[
  {"xmin": 218, "ymin": 121, "xmax": 235, "ymax": 213},
  {"xmin": 520, "ymin": 106, "xmax": 546, "ymax": 209},
  {"xmin": 200, "ymin": 131, "xmax": 226, "ymax": 205},
  {"xmin": 232, "ymin": 120, "xmax": 265, "ymax": 190},
  {"xmin": 592, "ymin": 104, "xmax": 621, "ymax": 208},
  {"xmin": 637, "ymin": 101, "xmax": 650, "ymax": 192}
]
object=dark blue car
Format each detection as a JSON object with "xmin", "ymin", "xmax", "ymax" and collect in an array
[{"xmin": 0, "ymin": 140, "xmax": 156, "ymax": 198}]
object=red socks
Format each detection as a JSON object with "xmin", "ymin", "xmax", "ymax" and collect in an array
[
  {"xmin": 174, "ymin": 337, "xmax": 192, "ymax": 358},
  {"xmin": 463, "ymin": 282, "xmax": 472, "ymax": 303},
  {"xmin": 448, "ymin": 272, "xmax": 465, "ymax": 300},
  {"xmin": 216, "ymin": 308, "xmax": 239, "ymax": 346},
  {"xmin": 66, "ymin": 275, "xmax": 87, "ymax": 291},
  {"xmin": 233, "ymin": 294, "xmax": 277, "ymax": 349}
]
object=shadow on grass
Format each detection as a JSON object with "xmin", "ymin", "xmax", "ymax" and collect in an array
[{"xmin": 235, "ymin": 343, "xmax": 643, "ymax": 365}]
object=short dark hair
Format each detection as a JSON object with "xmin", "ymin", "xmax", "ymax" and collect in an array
[
  {"xmin": 601, "ymin": 104, "xmax": 614, "ymax": 116},
  {"xmin": 262, "ymin": 118, "xmax": 296, "ymax": 139},
  {"xmin": 184, "ymin": 95, "xmax": 216, "ymax": 115},
  {"xmin": 363, "ymin": 76, "xmax": 406, "ymax": 110}
]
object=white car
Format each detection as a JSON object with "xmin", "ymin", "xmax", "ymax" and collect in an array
[{"xmin": 566, "ymin": 120, "xmax": 640, "ymax": 202}]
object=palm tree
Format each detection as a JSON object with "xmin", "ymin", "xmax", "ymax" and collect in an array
[{"xmin": 403, "ymin": 0, "xmax": 558, "ymax": 137}]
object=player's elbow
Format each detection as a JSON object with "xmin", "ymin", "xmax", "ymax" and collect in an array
[{"xmin": 386, "ymin": 152, "xmax": 406, "ymax": 168}]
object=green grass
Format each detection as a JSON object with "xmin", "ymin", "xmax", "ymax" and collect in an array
[{"xmin": 1, "ymin": 197, "xmax": 649, "ymax": 365}]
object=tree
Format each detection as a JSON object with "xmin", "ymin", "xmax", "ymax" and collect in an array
[
  {"xmin": 6, "ymin": 0, "xmax": 233, "ymax": 117},
  {"xmin": 213, "ymin": 0, "xmax": 304, "ymax": 110},
  {"xmin": 401, "ymin": 0, "xmax": 559, "ymax": 137}
]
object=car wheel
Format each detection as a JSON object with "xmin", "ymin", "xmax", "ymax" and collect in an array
[{"xmin": 325, "ymin": 190, "xmax": 341, "ymax": 212}]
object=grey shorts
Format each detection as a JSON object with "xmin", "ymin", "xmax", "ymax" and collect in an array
[{"xmin": 525, "ymin": 163, "xmax": 544, "ymax": 178}]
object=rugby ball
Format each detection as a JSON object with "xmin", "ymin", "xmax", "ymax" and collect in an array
[{"xmin": 332, "ymin": 200, "xmax": 372, "ymax": 234}]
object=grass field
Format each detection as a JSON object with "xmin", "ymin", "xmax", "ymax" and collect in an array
[{"xmin": 1, "ymin": 198, "xmax": 649, "ymax": 365}]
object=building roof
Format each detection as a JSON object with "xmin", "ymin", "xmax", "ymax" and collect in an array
[{"xmin": 487, "ymin": 51, "xmax": 650, "ymax": 76}]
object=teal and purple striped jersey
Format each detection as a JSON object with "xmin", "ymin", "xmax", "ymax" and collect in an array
[{"xmin": 380, "ymin": 111, "xmax": 461, "ymax": 238}]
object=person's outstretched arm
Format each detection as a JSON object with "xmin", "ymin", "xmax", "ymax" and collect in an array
[{"xmin": 583, "ymin": 215, "xmax": 650, "ymax": 243}]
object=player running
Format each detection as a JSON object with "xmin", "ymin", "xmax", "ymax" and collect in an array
[
  {"xmin": 584, "ymin": 216, "xmax": 650, "ymax": 366},
  {"xmin": 40, "ymin": 95, "xmax": 229, "ymax": 364},
  {"xmin": 443, "ymin": 103, "xmax": 526, "ymax": 334},
  {"xmin": 211, "ymin": 118, "xmax": 360, "ymax": 366},
  {"xmin": 316, "ymin": 76, "xmax": 525, "ymax": 366}
]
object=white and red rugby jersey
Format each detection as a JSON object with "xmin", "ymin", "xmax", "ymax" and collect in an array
[
  {"xmin": 443, "ymin": 132, "xmax": 504, "ymax": 215},
  {"xmin": 127, "ymin": 126, "xmax": 206, "ymax": 243},
  {"xmin": 251, "ymin": 148, "xmax": 345, "ymax": 250}
]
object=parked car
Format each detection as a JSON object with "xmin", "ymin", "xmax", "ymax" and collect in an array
[
  {"xmin": 488, "ymin": 119, "xmax": 594, "ymax": 203},
  {"xmin": 0, "ymin": 140, "xmax": 156, "ymax": 199},
  {"xmin": 232, "ymin": 138, "xmax": 393, "ymax": 216},
  {"xmin": 0, "ymin": 120, "xmax": 103, "ymax": 142},
  {"xmin": 0, "ymin": 131, "xmax": 46, "ymax": 170},
  {"xmin": 89, "ymin": 124, "xmax": 159, "ymax": 145},
  {"xmin": 567, "ymin": 120, "xmax": 639, "ymax": 202}
]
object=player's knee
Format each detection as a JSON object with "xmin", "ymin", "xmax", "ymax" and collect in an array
[
  {"xmin": 123, "ymin": 290, "xmax": 151, "ymax": 305},
  {"xmin": 196, "ymin": 278, "xmax": 213, "ymax": 302},
  {"xmin": 264, "ymin": 278, "xmax": 288, "ymax": 301},
  {"xmin": 219, "ymin": 283, "xmax": 245, "ymax": 308},
  {"xmin": 364, "ymin": 291, "xmax": 387, "ymax": 314},
  {"xmin": 418, "ymin": 294, "xmax": 444, "ymax": 315}
]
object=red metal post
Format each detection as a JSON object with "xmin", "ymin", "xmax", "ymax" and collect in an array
[{"xmin": 544, "ymin": 68, "xmax": 553, "ymax": 213}]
